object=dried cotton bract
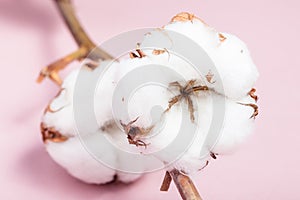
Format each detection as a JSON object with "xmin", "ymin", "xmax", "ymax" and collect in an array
[{"xmin": 41, "ymin": 12, "xmax": 259, "ymax": 183}]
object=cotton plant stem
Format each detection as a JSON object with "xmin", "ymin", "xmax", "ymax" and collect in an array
[
  {"xmin": 54, "ymin": 0, "xmax": 113, "ymax": 60},
  {"xmin": 160, "ymin": 171, "xmax": 172, "ymax": 191},
  {"xmin": 37, "ymin": 0, "xmax": 113, "ymax": 85},
  {"xmin": 169, "ymin": 169, "xmax": 202, "ymax": 200},
  {"xmin": 37, "ymin": 47, "xmax": 87, "ymax": 85}
]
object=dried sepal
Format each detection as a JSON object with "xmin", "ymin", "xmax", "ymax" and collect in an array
[
  {"xmin": 44, "ymin": 104, "xmax": 65, "ymax": 114},
  {"xmin": 43, "ymin": 89, "xmax": 66, "ymax": 114},
  {"xmin": 129, "ymin": 43, "xmax": 146, "ymax": 59},
  {"xmin": 120, "ymin": 117, "xmax": 153, "ymax": 148},
  {"xmin": 210, "ymin": 152, "xmax": 217, "ymax": 159},
  {"xmin": 37, "ymin": 47, "xmax": 88, "ymax": 85},
  {"xmin": 152, "ymin": 49, "xmax": 167, "ymax": 55},
  {"xmin": 198, "ymin": 160, "xmax": 209, "ymax": 171},
  {"xmin": 37, "ymin": 67, "xmax": 63, "ymax": 86},
  {"xmin": 129, "ymin": 50, "xmax": 146, "ymax": 59},
  {"xmin": 218, "ymin": 33, "xmax": 227, "ymax": 42},
  {"xmin": 170, "ymin": 12, "xmax": 207, "ymax": 25},
  {"xmin": 238, "ymin": 103, "xmax": 259, "ymax": 119},
  {"xmin": 205, "ymin": 70, "xmax": 216, "ymax": 84},
  {"xmin": 41, "ymin": 123, "xmax": 69, "ymax": 143},
  {"xmin": 248, "ymin": 88, "xmax": 258, "ymax": 102},
  {"xmin": 165, "ymin": 80, "xmax": 209, "ymax": 122}
]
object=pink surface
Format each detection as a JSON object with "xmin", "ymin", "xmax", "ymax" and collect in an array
[{"xmin": 0, "ymin": 0, "xmax": 299, "ymax": 199}]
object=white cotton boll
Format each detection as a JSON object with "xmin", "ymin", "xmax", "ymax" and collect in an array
[
  {"xmin": 46, "ymin": 127, "xmax": 144, "ymax": 184},
  {"xmin": 212, "ymin": 96, "xmax": 256, "ymax": 154},
  {"xmin": 43, "ymin": 60, "xmax": 120, "ymax": 137},
  {"xmin": 131, "ymin": 87, "xmax": 256, "ymax": 174},
  {"xmin": 42, "ymin": 12, "xmax": 259, "ymax": 184},
  {"xmin": 46, "ymin": 133, "xmax": 117, "ymax": 184},
  {"xmin": 93, "ymin": 61, "xmax": 120, "ymax": 127},
  {"xmin": 128, "ymin": 93, "xmax": 208, "ymax": 173},
  {"xmin": 207, "ymin": 33, "xmax": 259, "ymax": 99},
  {"xmin": 164, "ymin": 20, "xmax": 219, "ymax": 50},
  {"xmin": 42, "ymin": 69, "xmax": 80, "ymax": 137},
  {"xmin": 42, "ymin": 67, "xmax": 101, "ymax": 136},
  {"xmin": 113, "ymin": 55, "xmax": 205, "ymax": 126},
  {"xmin": 145, "ymin": 94, "xmax": 213, "ymax": 174},
  {"xmin": 140, "ymin": 16, "xmax": 258, "ymax": 99}
]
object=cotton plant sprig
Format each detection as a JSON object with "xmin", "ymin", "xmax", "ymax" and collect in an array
[{"xmin": 38, "ymin": 1, "xmax": 259, "ymax": 200}]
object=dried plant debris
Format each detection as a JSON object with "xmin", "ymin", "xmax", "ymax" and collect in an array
[
  {"xmin": 218, "ymin": 33, "xmax": 227, "ymax": 42},
  {"xmin": 152, "ymin": 49, "xmax": 167, "ymax": 55},
  {"xmin": 166, "ymin": 80, "xmax": 208, "ymax": 122},
  {"xmin": 129, "ymin": 43, "xmax": 146, "ymax": 59},
  {"xmin": 210, "ymin": 152, "xmax": 218, "ymax": 159},
  {"xmin": 238, "ymin": 103, "xmax": 259, "ymax": 119},
  {"xmin": 170, "ymin": 12, "xmax": 207, "ymax": 25},
  {"xmin": 248, "ymin": 88, "xmax": 258, "ymax": 102},
  {"xmin": 41, "ymin": 123, "xmax": 68, "ymax": 143},
  {"xmin": 120, "ymin": 117, "xmax": 153, "ymax": 148},
  {"xmin": 44, "ymin": 89, "xmax": 66, "ymax": 114},
  {"xmin": 198, "ymin": 160, "xmax": 209, "ymax": 171},
  {"xmin": 205, "ymin": 70, "xmax": 216, "ymax": 84}
]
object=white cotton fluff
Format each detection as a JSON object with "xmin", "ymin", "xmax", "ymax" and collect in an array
[
  {"xmin": 42, "ymin": 12, "xmax": 258, "ymax": 182},
  {"xmin": 141, "ymin": 18, "xmax": 259, "ymax": 99},
  {"xmin": 43, "ymin": 63, "xmax": 145, "ymax": 184},
  {"xmin": 43, "ymin": 60, "xmax": 121, "ymax": 137},
  {"xmin": 46, "ymin": 133, "xmax": 117, "ymax": 184},
  {"xmin": 122, "ymin": 87, "xmax": 256, "ymax": 174},
  {"xmin": 46, "ymin": 130, "xmax": 142, "ymax": 184}
]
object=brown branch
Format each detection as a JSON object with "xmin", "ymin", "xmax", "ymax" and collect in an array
[
  {"xmin": 169, "ymin": 169, "xmax": 202, "ymax": 200},
  {"xmin": 54, "ymin": 0, "xmax": 113, "ymax": 60},
  {"xmin": 37, "ymin": 47, "xmax": 87, "ymax": 84},
  {"xmin": 37, "ymin": 0, "xmax": 113, "ymax": 85},
  {"xmin": 160, "ymin": 171, "xmax": 172, "ymax": 191}
]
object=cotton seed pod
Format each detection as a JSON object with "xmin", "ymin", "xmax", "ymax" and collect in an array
[
  {"xmin": 141, "ymin": 12, "xmax": 259, "ymax": 99},
  {"xmin": 41, "ymin": 12, "xmax": 259, "ymax": 184}
]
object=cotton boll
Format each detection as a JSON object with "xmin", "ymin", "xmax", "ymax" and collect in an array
[
  {"xmin": 164, "ymin": 19, "xmax": 219, "ymax": 50},
  {"xmin": 130, "ymin": 88, "xmax": 257, "ymax": 174},
  {"xmin": 42, "ymin": 70, "xmax": 79, "ymax": 136},
  {"xmin": 146, "ymin": 93, "xmax": 213, "ymax": 174},
  {"xmin": 207, "ymin": 33, "xmax": 259, "ymax": 99},
  {"xmin": 113, "ymin": 54, "xmax": 207, "ymax": 127},
  {"xmin": 212, "ymin": 95, "xmax": 256, "ymax": 154},
  {"xmin": 93, "ymin": 61, "xmax": 119, "ymax": 127},
  {"xmin": 127, "ymin": 90, "xmax": 212, "ymax": 173},
  {"xmin": 140, "ymin": 14, "xmax": 258, "ymax": 99},
  {"xmin": 42, "ymin": 67, "xmax": 96, "ymax": 136},
  {"xmin": 46, "ymin": 127, "xmax": 145, "ymax": 184},
  {"xmin": 165, "ymin": 93, "xmax": 256, "ymax": 173},
  {"xmin": 41, "ymin": 12, "xmax": 259, "ymax": 185},
  {"xmin": 46, "ymin": 133, "xmax": 117, "ymax": 184},
  {"xmin": 43, "ymin": 60, "xmax": 120, "ymax": 137}
]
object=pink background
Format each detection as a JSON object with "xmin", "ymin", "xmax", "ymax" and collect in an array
[{"xmin": 0, "ymin": 0, "xmax": 299, "ymax": 199}]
